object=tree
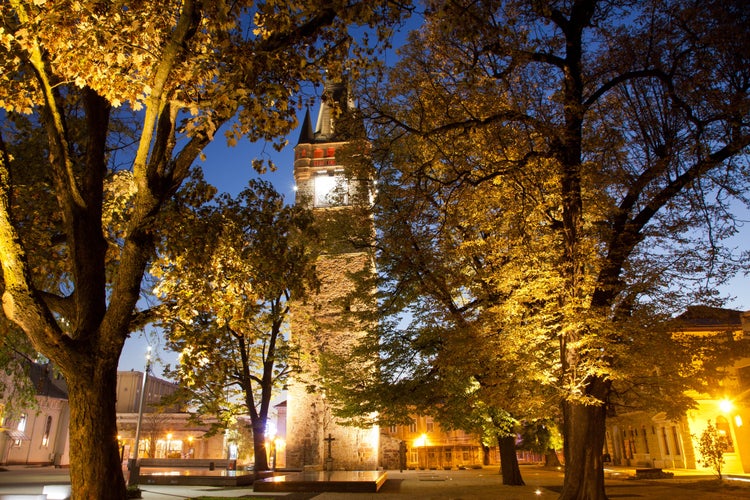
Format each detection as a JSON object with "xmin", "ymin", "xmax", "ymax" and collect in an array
[
  {"xmin": 142, "ymin": 411, "xmax": 173, "ymax": 459},
  {"xmin": 0, "ymin": 1, "xmax": 410, "ymax": 497},
  {"xmin": 347, "ymin": 1, "xmax": 749, "ymax": 499},
  {"xmin": 436, "ymin": 393, "xmax": 528, "ymax": 485},
  {"xmin": 0, "ymin": 319, "xmax": 38, "ymax": 420},
  {"xmin": 518, "ymin": 419, "xmax": 563, "ymax": 468},
  {"xmin": 321, "ymin": 158, "xmax": 556, "ymax": 484},
  {"xmin": 153, "ymin": 178, "xmax": 318, "ymax": 472},
  {"xmin": 696, "ymin": 420, "xmax": 729, "ymax": 481}
]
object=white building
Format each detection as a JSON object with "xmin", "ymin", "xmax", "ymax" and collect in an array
[{"xmin": 0, "ymin": 362, "xmax": 70, "ymax": 466}]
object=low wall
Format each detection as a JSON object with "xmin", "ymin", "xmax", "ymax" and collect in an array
[{"xmin": 139, "ymin": 458, "xmax": 234, "ymax": 469}]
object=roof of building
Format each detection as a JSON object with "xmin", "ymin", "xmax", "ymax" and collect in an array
[
  {"xmin": 675, "ymin": 305, "xmax": 743, "ymax": 327},
  {"xmin": 295, "ymin": 79, "xmax": 361, "ymax": 146},
  {"xmin": 28, "ymin": 362, "xmax": 68, "ymax": 399},
  {"xmin": 296, "ymin": 107, "xmax": 315, "ymax": 144}
]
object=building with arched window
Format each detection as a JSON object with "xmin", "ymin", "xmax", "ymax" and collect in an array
[
  {"xmin": 604, "ymin": 306, "xmax": 750, "ymax": 474},
  {"xmin": 0, "ymin": 362, "xmax": 69, "ymax": 466}
]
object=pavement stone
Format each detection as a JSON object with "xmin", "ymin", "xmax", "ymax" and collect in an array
[{"xmin": 2, "ymin": 464, "xmax": 750, "ymax": 499}]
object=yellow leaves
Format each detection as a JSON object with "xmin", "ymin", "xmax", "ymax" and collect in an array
[
  {"xmin": 1, "ymin": 0, "xmax": 404, "ymax": 155},
  {"xmin": 252, "ymin": 11, "xmax": 270, "ymax": 39}
]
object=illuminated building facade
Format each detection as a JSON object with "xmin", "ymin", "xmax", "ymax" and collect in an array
[
  {"xmin": 604, "ymin": 306, "xmax": 750, "ymax": 473},
  {"xmin": 285, "ymin": 79, "xmax": 380, "ymax": 470}
]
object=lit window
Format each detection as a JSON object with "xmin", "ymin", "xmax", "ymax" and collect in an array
[
  {"xmin": 42, "ymin": 416, "xmax": 53, "ymax": 447},
  {"xmin": 314, "ymin": 172, "xmax": 348, "ymax": 207},
  {"xmin": 17, "ymin": 414, "xmax": 26, "ymax": 432},
  {"xmin": 671, "ymin": 427, "xmax": 681, "ymax": 455},
  {"xmin": 661, "ymin": 427, "xmax": 670, "ymax": 455},
  {"xmin": 716, "ymin": 416, "xmax": 734, "ymax": 452}
]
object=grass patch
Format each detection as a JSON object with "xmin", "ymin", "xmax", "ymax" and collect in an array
[
  {"xmin": 192, "ymin": 495, "xmax": 318, "ymax": 500},
  {"xmin": 657, "ymin": 478, "xmax": 750, "ymax": 495},
  {"xmin": 691, "ymin": 479, "xmax": 750, "ymax": 491}
]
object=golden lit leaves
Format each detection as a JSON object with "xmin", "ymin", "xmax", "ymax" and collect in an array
[{"xmin": 0, "ymin": 0, "xmax": 409, "ymax": 145}]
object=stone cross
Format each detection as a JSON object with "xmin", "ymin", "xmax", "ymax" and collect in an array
[{"xmin": 324, "ymin": 433, "xmax": 336, "ymax": 459}]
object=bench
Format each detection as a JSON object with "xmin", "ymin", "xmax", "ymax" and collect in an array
[
  {"xmin": 133, "ymin": 458, "xmax": 238, "ymax": 482},
  {"xmin": 42, "ymin": 486, "xmax": 70, "ymax": 500},
  {"xmin": 0, "ymin": 496, "xmax": 47, "ymax": 500},
  {"xmin": 0, "ymin": 485, "xmax": 70, "ymax": 500},
  {"xmin": 634, "ymin": 468, "xmax": 674, "ymax": 479},
  {"xmin": 138, "ymin": 458, "xmax": 233, "ymax": 470}
]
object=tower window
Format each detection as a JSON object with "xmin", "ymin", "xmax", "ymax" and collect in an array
[{"xmin": 314, "ymin": 171, "xmax": 348, "ymax": 207}]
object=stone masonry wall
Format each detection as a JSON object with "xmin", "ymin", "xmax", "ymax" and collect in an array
[{"xmin": 286, "ymin": 251, "xmax": 379, "ymax": 471}]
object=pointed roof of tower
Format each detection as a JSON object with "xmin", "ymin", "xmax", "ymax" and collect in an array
[
  {"xmin": 296, "ymin": 75, "xmax": 360, "ymax": 145},
  {"xmin": 296, "ymin": 107, "xmax": 315, "ymax": 145}
]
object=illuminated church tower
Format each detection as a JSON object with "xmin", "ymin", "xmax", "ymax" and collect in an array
[{"xmin": 285, "ymin": 80, "xmax": 379, "ymax": 470}]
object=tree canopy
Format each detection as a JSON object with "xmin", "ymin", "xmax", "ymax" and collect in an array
[
  {"xmin": 326, "ymin": 1, "xmax": 749, "ymax": 498},
  {"xmin": 153, "ymin": 177, "xmax": 318, "ymax": 472}
]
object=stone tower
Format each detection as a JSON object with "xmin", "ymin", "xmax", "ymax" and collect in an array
[{"xmin": 285, "ymin": 80, "xmax": 379, "ymax": 471}]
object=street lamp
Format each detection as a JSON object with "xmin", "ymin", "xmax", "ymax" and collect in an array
[
  {"xmin": 130, "ymin": 346, "xmax": 151, "ymax": 485},
  {"xmin": 719, "ymin": 398, "xmax": 733, "ymax": 414}
]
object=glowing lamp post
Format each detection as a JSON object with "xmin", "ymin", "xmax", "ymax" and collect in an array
[
  {"xmin": 719, "ymin": 398, "xmax": 733, "ymax": 414},
  {"xmin": 129, "ymin": 346, "xmax": 151, "ymax": 485}
]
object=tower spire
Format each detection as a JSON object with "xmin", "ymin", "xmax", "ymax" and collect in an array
[{"xmin": 296, "ymin": 107, "xmax": 315, "ymax": 145}]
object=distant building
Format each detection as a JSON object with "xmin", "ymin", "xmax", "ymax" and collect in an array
[
  {"xmin": 1, "ymin": 364, "xmax": 232, "ymax": 466},
  {"xmin": 114, "ymin": 370, "xmax": 225, "ymax": 461},
  {"xmin": 0, "ymin": 362, "xmax": 70, "ymax": 466},
  {"xmin": 605, "ymin": 307, "xmax": 750, "ymax": 473},
  {"xmin": 115, "ymin": 370, "xmax": 180, "ymax": 413},
  {"xmin": 271, "ymin": 400, "xmax": 287, "ymax": 469},
  {"xmin": 379, "ymin": 415, "xmax": 504, "ymax": 470}
]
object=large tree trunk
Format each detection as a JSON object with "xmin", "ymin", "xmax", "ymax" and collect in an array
[
  {"xmin": 559, "ymin": 379, "xmax": 608, "ymax": 500},
  {"xmin": 545, "ymin": 448, "xmax": 562, "ymax": 467},
  {"xmin": 253, "ymin": 418, "xmax": 270, "ymax": 471},
  {"xmin": 67, "ymin": 360, "xmax": 127, "ymax": 499},
  {"xmin": 498, "ymin": 434, "xmax": 525, "ymax": 486}
]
